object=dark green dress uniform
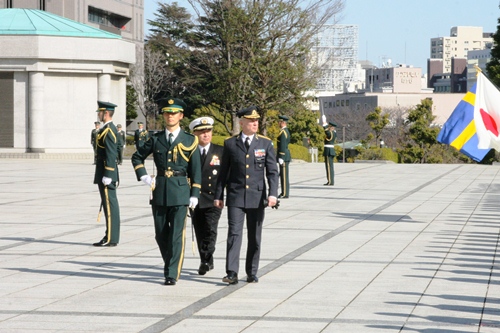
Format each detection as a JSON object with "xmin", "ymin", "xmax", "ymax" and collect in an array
[
  {"xmin": 93, "ymin": 102, "xmax": 120, "ymax": 246},
  {"xmin": 131, "ymin": 101, "xmax": 201, "ymax": 284},
  {"xmin": 91, "ymin": 122, "xmax": 99, "ymax": 164},
  {"xmin": 323, "ymin": 121, "xmax": 337, "ymax": 186},
  {"xmin": 277, "ymin": 115, "xmax": 291, "ymax": 198},
  {"xmin": 134, "ymin": 122, "xmax": 149, "ymax": 151},
  {"xmin": 117, "ymin": 126, "xmax": 125, "ymax": 165}
]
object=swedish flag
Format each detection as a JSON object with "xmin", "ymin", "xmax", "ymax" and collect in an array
[{"xmin": 437, "ymin": 84, "xmax": 490, "ymax": 162}]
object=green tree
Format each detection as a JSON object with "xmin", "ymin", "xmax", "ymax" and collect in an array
[
  {"xmin": 287, "ymin": 109, "xmax": 323, "ymax": 148},
  {"xmin": 148, "ymin": 0, "xmax": 345, "ymax": 135},
  {"xmin": 486, "ymin": 18, "xmax": 500, "ymax": 87},
  {"xmin": 126, "ymin": 80, "xmax": 138, "ymax": 122},
  {"xmin": 398, "ymin": 98, "xmax": 440, "ymax": 163},
  {"xmin": 365, "ymin": 106, "xmax": 389, "ymax": 147}
]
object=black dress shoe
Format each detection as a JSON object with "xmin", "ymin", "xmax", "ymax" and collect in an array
[
  {"xmin": 164, "ymin": 278, "xmax": 176, "ymax": 286},
  {"xmin": 222, "ymin": 272, "xmax": 238, "ymax": 285},
  {"xmin": 247, "ymin": 275, "xmax": 259, "ymax": 283},
  {"xmin": 198, "ymin": 262, "xmax": 210, "ymax": 275},
  {"xmin": 92, "ymin": 239, "xmax": 117, "ymax": 247},
  {"xmin": 323, "ymin": 183, "xmax": 334, "ymax": 186}
]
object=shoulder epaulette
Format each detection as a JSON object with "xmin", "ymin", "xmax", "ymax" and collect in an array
[{"xmin": 257, "ymin": 134, "xmax": 271, "ymax": 141}]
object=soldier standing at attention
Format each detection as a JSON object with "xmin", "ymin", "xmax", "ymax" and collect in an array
[
  {"xmin": 134, "ymin": 122, "xmax": 149, "ymax": 151},
  {"xmin": 323, "ymin": 121, "xmax": 337, "ymax": 186},
  {"xmin": 91, "ymin": 121, "xmax": 100, "ymax": 165},
  {"xmin": 189, "ymin": 116, "xmax": 224, "ymax": 276},
  {"xmin": 214, "ymin": 106, "xmax": 279, "ymax": 285},
  {"xmin": 116, "ymin": 124, "xmax": 126, "ymax": 165},
  {"xmin": 277, "ymin": 115, "xmax": 291, "ymax": 198},
  {"xmin": 93, "ymin": 101, "xmax": 121, "ymax": 247},
  {"xmin": 131, "ymin": 98, "xmax": 201, "ymax": 286}
]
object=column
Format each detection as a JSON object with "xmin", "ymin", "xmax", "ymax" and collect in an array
[
  {"xmin": 29, "ymin": 72, "xmax": 44, "ymax": 153},
  {"xmin": 98, "ymin": 74, "xmax": 111, "ymax": 102}
]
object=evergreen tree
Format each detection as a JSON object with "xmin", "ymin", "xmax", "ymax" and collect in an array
[{"xmin": 486, "ymin": 18, "xmax": 500, "ymax": 86}]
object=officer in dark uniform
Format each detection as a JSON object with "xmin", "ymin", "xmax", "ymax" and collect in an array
[
  {"xmin": 214, "ymin": 106, "xmax": 279, "ymax": 285},
  {"xmin": 131, "ymin": 98, "xmax": 201, "ymax": 286},
  {"xmin": 93, "ymin": 101, "xmax": 121, "ymax": 247},
  {"xmin": 189, "ymin": 116, "xmax": 224, "ymax": 275},
  {"xmin": 323, "ymin": 121, "xmax": 337, "ymax": 186},
  {"xmin": 116, "ymin": 124, "xmax": 126, "ymax": 165},
  {"xmin": 91, "ymin": 121, "xmax": 100, "ymax": 164},
  {"xmin": 277, "ymin": 115, "xmax": 291, "ymax": 198},
  {"xmin": 134, "ymin": 122, "xmax": 149, "ymax": 151}
]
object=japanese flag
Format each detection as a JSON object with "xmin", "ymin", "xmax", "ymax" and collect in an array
[{"xmin": 473, "ymin": 72, "xmax": 500, "ymax": 151}]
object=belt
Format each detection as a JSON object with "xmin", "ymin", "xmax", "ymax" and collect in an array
[
  {"xmin": 324, "ymin": 144, "xmax": 335, "ymax": 148},
  {"xmin": 158, "ymin": 170, "xmax": 186, "ymax": 178}
]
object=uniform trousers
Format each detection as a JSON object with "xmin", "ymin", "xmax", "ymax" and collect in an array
[
  {"xmin": 97, "ymin": 182, "xmax": 120, "ymax": 244},
  {"xmin": 192, "ymin": 206, "xmax": 222, "ymax": 266},
  {"xmin": 324, "ymin": 155, "xmax": 335, "ymax": 185},
  {"xmin": 226, "ymin": 206, "xmax": 265, "ymax": 277},
  {"xmin": 279, "ymin": 161, "xmax": 290, "ymax": 197},
  {"xmin": 152, "ymin": 205, "xmax": 188, "ymax": 281}
]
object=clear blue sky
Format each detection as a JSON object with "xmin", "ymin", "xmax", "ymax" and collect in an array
[{"xmin": 144, "ymin": 0, "xmax": 499, "ymax": 70}]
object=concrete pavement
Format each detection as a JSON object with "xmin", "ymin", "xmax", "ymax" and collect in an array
[{"xmin": 0, "ymin": 158, "xmax": 499, "ymax": 332}]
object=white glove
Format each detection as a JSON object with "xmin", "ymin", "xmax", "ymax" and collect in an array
[
  {"xmin": 141, "ymin": 175, "xmax": 152, "ymax": 185},
  {"xmin": 102, "ymin": 176, "xmax": 112, "ymax": 186},
  {"xmin": 189, "ymin": 197, "xmax": 198, "ymax": 209},
  {"xmin": 321, "ymin": 115, "xmax": 327, "ymax": 126},
  {"xmin": 278, "ymin": 158, "xmax": 284, "ymax": 165}
]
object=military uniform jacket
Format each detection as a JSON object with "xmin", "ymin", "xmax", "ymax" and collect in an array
[
  {"xmin": 131, "ymin": 130, "xmax": 201, "ymax": 207},
  {"xmin": 199, "ymin": 144, "xmax": 224, "ymax": 209},
  {"xmin": 323, "ymin": 128, "xmax": 337, "ymax": 157},
  {"xmin": 118, "ymin": 130, "xmax": 126, "ymax": 147},
  {"xmin": 134, "ymin": 129, "xmax": 149, "ymax": 148},
  {"xmin": 215, "ymin": 134, "xmax": 279, "ymax": 209},
  {"xmin": 93, "ymin": 122, "xmax": 119, "ymax": 184},
  {"xmin": 91, "ymin": 129, "xmax": 98, "ymax": 148},
  {"xmin": 277, "ymin": 127, "xmax": 291, "ymax": 162}
]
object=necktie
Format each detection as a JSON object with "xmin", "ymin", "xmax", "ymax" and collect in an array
[
  {"xmin": 245, "ymin": 137, "xmax": 250, "ymax": 152},
  {"xmin": 201, "ymin": 148, "xmax": 207, "ymax": 164},
  {"xmin": 168, "ymin": 133, "xmax": 173, "ymax": 145}
]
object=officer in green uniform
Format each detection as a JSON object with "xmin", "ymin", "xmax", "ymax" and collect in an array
[
  {"xmin": 116, "ymin": 124, "xmax": 126, "ymax": 165},
  {"xmin": 323, "ymin": 121, "xmax": 337, "ymax": 186},
  {"xmin": 93, "ymin": 101, "xmax": 121, "ymax": 247},
  {"xmin": 91, "ymin": 121, "xmax": 100, "ymax": 165},
  {"xmin": 134, "ymin": 122, "xmax": 149, "ymax": 151},
  {"xmin": 277, "ymin": 115, "xmax": 291, "ymax": 198},
  {"xmin": 131, "ymin": 98, "xmax": 202, "ymax": 286}
]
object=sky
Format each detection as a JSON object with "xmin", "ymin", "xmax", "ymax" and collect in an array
[{"xmin": 144, "ymin": 0, "xmax": 499, "ymax": 70}]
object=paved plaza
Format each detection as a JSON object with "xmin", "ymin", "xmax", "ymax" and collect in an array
[{"xmin": 0, "ymin": 158, "xmax": 499, "ymax": 332}]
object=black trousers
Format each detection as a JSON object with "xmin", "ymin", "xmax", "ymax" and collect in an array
[
  {"xmin": 226, "ymin": 206, "xmax": 265, "ymax": 277},
  {"xmin": 192, "ymin": 206, "xmax": 222, "ymax": 265}
]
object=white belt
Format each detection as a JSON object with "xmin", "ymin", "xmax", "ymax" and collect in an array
[{"xmin": 324, "ymin": 144, "xmax": 335, "ymax": 148}]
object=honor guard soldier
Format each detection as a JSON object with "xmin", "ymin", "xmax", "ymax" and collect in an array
[
  {"xmin": 277, "ymin": 115, "xmax": 291, "ymax": 198},
  {"xmin": 189, "ymin": 117, "xmax": 224, "ymax": 276},
  {"xmin": 134, "ymin": 122, "xmax": 149, "ymax": 151},
  {"xmin": 91, "ymin": 121, "xmax": 100, "ymax": 164},
  {"xmin": 214, "ymin": 105, "xmax": 279, "ymax": 284},
  {"xmin": 323, "ymin": 121, "xmax": 337, "ymax": 186},
  {"xmin": 131, "ymin": 98, "xmax": 202, "ymax": 286},
  {"xmin": 116, "ymin": 124, "xmax": 126, "ymax": 165},
  {"xmin": 93, "ymin": 101, "xmax": 121, "ymax": 247}
]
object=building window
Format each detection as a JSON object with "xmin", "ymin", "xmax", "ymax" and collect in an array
[
  {"xmin": 88, "ymin": 6, "xmax": 130, "ymax": 30},
  {"xmin": 341, "ymin": 100, "xmax": 344, "ymax": 106},
  {"xmin": 336, "ymin": 100, "xmax": 340, "ymax": 107},
  {"xmin": 346, "ymin": 100, "xmax": 350, "ymax": 107}
]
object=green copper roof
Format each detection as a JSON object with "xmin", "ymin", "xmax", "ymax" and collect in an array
[{"xmin": 0, "ymin": 9, "xmax": 121, "ymax": 39}]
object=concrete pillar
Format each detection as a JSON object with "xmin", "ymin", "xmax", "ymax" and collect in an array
[
  {"xmin": 98, "ymin": 74, "xmax": 111, "ymax": 102},
  {"xmin": 29, "ymin": 72, "xmax": 44, "ymax": 153}
]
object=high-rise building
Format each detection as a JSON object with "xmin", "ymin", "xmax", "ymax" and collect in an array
[
  {"xmin": 0, "ymin": 0, "xmax": 144, "ymax": 51},
  {"xmin": 430, "ymin": 26, "xmax": 492, "ymax": 74}
]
